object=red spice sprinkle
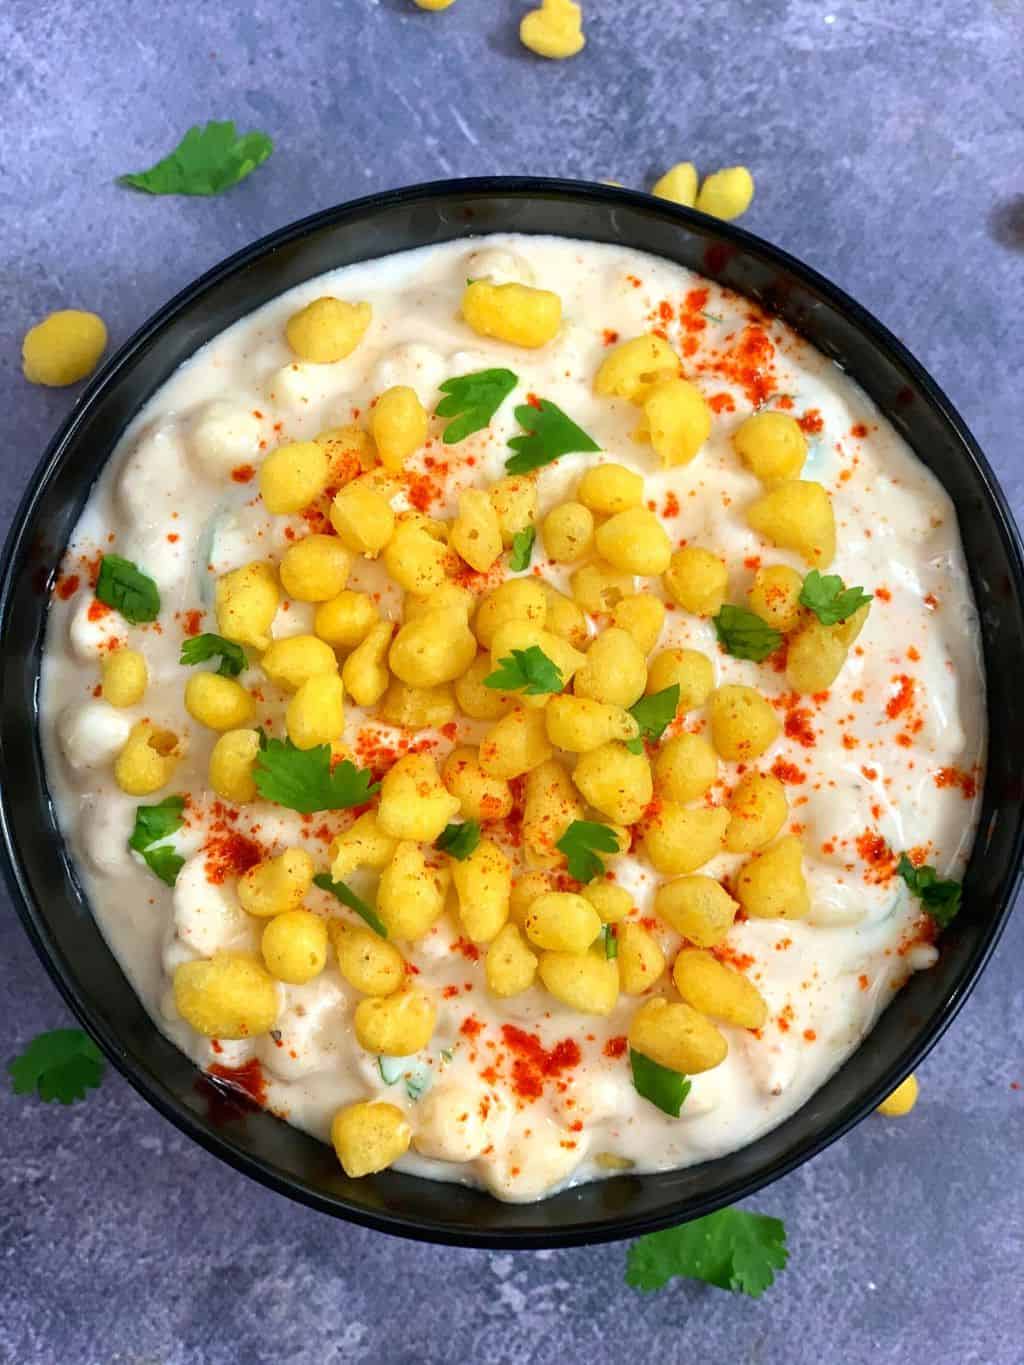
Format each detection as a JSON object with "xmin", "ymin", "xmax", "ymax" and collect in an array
[
  {"xmin": 500, "ymin": 1025, "xmax": 581, "ymax": 1103},
  {"xmin": 602, "ymin": 329, "xmax": 619, "ymax": 347},
  {"xmin": 771, "ymin": 759, "xmax": 807, "ymax": 785},
  {"xmin": 460, "ymin": 1016, "xmax": 484, "ymax": 1039},
  {"xmin": 923, "ymin": 593, "xmax": 938, "ymax": 610},
  {"xmin": 708, "ymin": 392, "xmax": 736, "ymax": 414},
  {"xmin": 885, "ymin": 675, "xmax": 914, "ymax": 720},
  {"xmin": 231, "ymin": 464, "xmax": 255, "ymax": 484},
  {"xmin": 803, "ymin": 1029, "xmax": 817, "ymax": 1042},
  {"xmin": 442, "ymin": 985, "xmax": 460, "ymax": 999},
  {"xmin": 453, "ymin": 936, "xmax": 481, "ymax": 963},
  {"xmin": 166, "ymin": 533, "xmax": 180, "ymax": 544},
  {"xmin": 55, "ymin": 574, "xmax": 80, "ymax": 600},
  {"xmin": 935, "ymin": 766, "xmax": 977, "ymax": 799},
  {"xmin": 784, "ymin": 705, "xmax": 817, "ymax": 748},
  {"xmin": 797, "ymin": 409, "xmax": 824, "ymax": 435},
  {"xmin": 87, "ymin": 598, "xmax": 112, "ymax": 622},
  {"xmin": 204, "ymin": 831, "xmax": 262, "ymax": 885},
  {"xmin": 662, "ymin": 490, "xmax": 680, "ymax": 518},
  {"xmin": 876, "ymin": 586, "xmax": 892, "ymax": 603},
  {"xmin": 603, "ymin": 1035, "xmax": 628, "ymax": 1060},
  {"xmin": 710, "ymin": 944, "xmax": 756, "ymax": 973},
  {"xmin": 208, "ymin": 1058, "xmax": 267, "ymax": 1106},
  {"xmin": 182, "ymin": 609, "xmax": 204, "ymax": 638},
  {"xmin": 525, "ymin": 392, "xmax": 543, "ymax": 410},
  {"xmin": 851, "ymin": 423, "xmax": 868, "ymax": 439},
  {"xmin": 858, "ymin": 973, "xmax": 870, "ymax": 991}
]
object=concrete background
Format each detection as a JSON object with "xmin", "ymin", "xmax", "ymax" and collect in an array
[{"xmin": 2, "ymin": 1, "xmax": 1022, "ymax": 1361}]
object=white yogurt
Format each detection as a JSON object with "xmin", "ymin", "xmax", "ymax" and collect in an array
[{"xmin": 40, "ymin": 234, "xmax": 985, "ymax": 1202}]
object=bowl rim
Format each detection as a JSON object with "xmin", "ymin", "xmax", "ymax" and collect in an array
[{"xmin": 3, "ymin": 175, "xmax": 1023, "ymax": 1249}]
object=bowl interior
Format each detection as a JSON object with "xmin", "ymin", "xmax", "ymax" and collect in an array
[{"xmin": 3, "ymin": 179, "xmax": 1022, "ymax": 1248}]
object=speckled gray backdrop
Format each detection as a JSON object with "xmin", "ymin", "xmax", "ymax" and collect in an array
[{"xmin": 2, "ymin": 1, "xmax": 1023, "ymax": 1362}]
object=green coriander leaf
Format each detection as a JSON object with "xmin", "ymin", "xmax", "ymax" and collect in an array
[
  {"xmin": 179, "ymin": 633, "xmax": 247, "ymax": 677},
  {"xmin": 128, "ymin": 796, "xmax": 185, "ymax": 853},
  {"xmin": 505, "ymin": 399, "xmax": 601, "ymax": 475},
  {"xmin": 556, "ymin": 820, "xmax": 620, "ymax": 883},
  {"xmin": 95, "ymin": 554, "xmax": 160, "ymax": 624},
  {"xmin": 128, "ymin": 797, "xmax": 186, "ymax": 886},
  {"xmin": 255, "ymin": 739, "xmax": 379, "ymax": 814},
  {"xmin": 626, "ymin": 1207, "xmax": 789, "ymax": 1297},
  {"xmin": 629, "ymin": 1048, "xmax": 691, "ymax": 1117},
  {"xmin": 799, "ymin": 570, "xmax": 873, "ymax": 627},
  {"xmin": 436, "ymin": 368, "xmax": 518, "ymax": 444},
  {"xmin": 713, "ymin": 604, "xmax": 782, "ymax": 662},
  {"xmin": 484, "ymin": 645, "xmax": 563, "ymax": 696},
  {"xmin": 118, "ymin": 121, "xmax": 274, "ymax": 197},
  {"xmin": 142, "ymin": 845, "xmax": 186, "ymax": 887},
  {"xmin": 896, "ymin": 853, "xmax": 962, "ymax": 929},
  {"xmin": 602, "ymin": 924, "xmax": 618, "ymax": 959},
  {"xmin": 435, "ymin": 820, "xmax": 482, "ymax": 860},
  {"xmin": 8, "ymin": 1029, "xmax": 105, "ymax": 1105},
  {"xmin": 628, "ymin": 686, "xmax": 680, "ymax": 749},
  {"xmin": 509, "ymin": 525, "xmax": 537, "ymax": 572},
  {"xmin": 313, "ymin": 872, "xmax": 388, "ymax": 938},
  {"xmin": 702, "ymin": 310, "xmax": 725, "ymax": 324}
]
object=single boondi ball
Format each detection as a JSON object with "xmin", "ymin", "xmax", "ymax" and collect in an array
[{"xmin": 22, "ymin": 310, "xmax": 108, "ymax": 386}]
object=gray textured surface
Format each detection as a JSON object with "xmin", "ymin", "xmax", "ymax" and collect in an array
[{"xmin": 2, "ymin": 1, "xmax": 1023, "ymax": 1362}]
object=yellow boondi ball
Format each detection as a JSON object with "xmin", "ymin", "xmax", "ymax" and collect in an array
[
  {"xmin": 696, "ymin": 167, "xmax": 755, "ymax": 221},
  {"xmin": 651, "ymin": 162, "xmax": 698, "ymax": 208},
  {"xmin": 876, "ymin": 1073, "xmax": 919, "ymax": 1117},
  {"xmin": 520, "ymin": 0, "xmax": 585, "ymax": 60},
  {"xmin": 414, "ymin": 0, "xmax": 455, "ymax": 8},
  {"xmin": 22, "ymin": 310, "xmax": 108, "ymax": 386}
]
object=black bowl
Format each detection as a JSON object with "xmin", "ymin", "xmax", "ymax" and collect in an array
[{"xmin": 2, "ymin": 178, "xmax": 1022, "ymax": 1249}]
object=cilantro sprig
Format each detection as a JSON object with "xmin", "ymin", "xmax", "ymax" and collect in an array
[
  {"xmin": 626, "ymin": 1207, "xmax": 789, "ymax": 1297},
  {"xmin": 118, "ymin": 121, "xmax": 273, "ymax": 196},
  {"xmin": 625, "ymin": 685, "xmax": 680, "ymax": 753},
  {"xmin": 556, "ymin": 820, "xmax": 620, "ymax": 883},
  {"xmin": 435, "ymin": 368, "xmax": 518, "ymax": 444},
  {"xmin": 630, "ymin": 1048, "xmax": 691, "ymax": 1117},
  {"xmin": 505, "ymin": 399, "xmax": 600, "ymax": 475},
  {"xmin": 800, "ymin": 571, "xmax": 872, "ymax": 626},
  {"xmin": 484, "ymin": 645, "xmax": 563, "ymax": 696},
  {"xmin": 601, "ymin": 925, "xmax": 618, "ymax": 959},
  {"xmin": 255, "ymin": 738, "xmax": 379, "ymax": 814},
  {"xmin": 128, "ymin": 795, "xmax": 186, "ymax": 887},
  {"xmin": 435, "ymin": 820, "xmax": 481, "ymax": 860},
  {"xmin": 95, "ymin": 554, "xmax": 160, "ymax": 624},
  {"xmin": 313, "ymin": 872, "xmax": 388, "ymax": 938},
  {"xmin": 713, "ymin": 604, "xmax": 782, "ymax": 662},
  {"xmin": 896, "ymin": 854, "xmax": 962, "ymax": 929},
  {"xmin": 509, "ymin": 525, "xmax": 537, "ymax": 572},
  {"xmin": 8, "ymin": 1029, "xmax": 106, "ymax": 1105},
  {"xmin": 179, "ymin": 633, "xmax": 247, "ymax": 677}
]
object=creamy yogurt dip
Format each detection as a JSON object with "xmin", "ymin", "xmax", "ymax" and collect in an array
[{"xmin": 41, "ymin": 234, "xmax": 984, "ymax": 1202}]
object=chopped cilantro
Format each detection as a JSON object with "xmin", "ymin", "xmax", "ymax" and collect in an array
[
  {"xmin": 179, "ymin": 633, "xmax": 247, "ymax": 677},
  {"xmin": 625, "ymin": 685, "xmax": 680, "ymax": 753},
  {"xmin": 799, "ymin": 571, "xmax": 873, "ymax": 627},
  {"xmin": 435, "ymin": 820, "xmax": 481, "ymax": 860},
  {"xmin": 255, "ymin": 739, "xmax": 379, "ymax": 813},
  {"xmin": 713, "ymin": 604, "xmax": 783, "ymax": 662},
  {"xmin": 484, "ymin": 645, "xmax": 563, "ymax": 696},
  {"xmin": 626, "ymin": 1207, "xmax": 789, "ymax": 1297},
  {"xmin": 556, "ymin": 820, "xmax": 620, "ymax": 883},
  {"xmin": 313, "ymin": 872, "xmax": 388, "ymax": 938},
  {"xmin": 896, "ymin": 853, "xmax": 962, "ymax": 929},
  {"xmin": 95, "ymin": 554, "xmax": 160, "ymax": 624},
  {"xmin": 629, "ymin": 1048, "xmax": 691, "ymax": 1117},
  {"xmin": 509, "ymin": 525, "xmax": 537, "ymax": 572},
  {"xmin": 118, "ymin": 121, "xmax": 273, "ymax": 196},
  {"xmin": 8, "ymin": 1029, "xmax": 106, "ymax": 1105},
  {"xmin": 505, "ymin": 399, "xmax": 600, "ymax": 475},
  {"xmin": 128, "ymin": 796, "xmax": 186, "ymax": 887},
  {"xmin": 435, "ymin": 368, "xmax": 518, "ymax": 444}
]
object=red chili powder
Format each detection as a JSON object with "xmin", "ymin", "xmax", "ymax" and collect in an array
[
  {"xmin": 182, "ymin": 609, "xmax": 204, "ymax": 637},
  {"xmin": 208, "ymin": 1058, "xmax": 267, "ymax": 1104},
  {"xmin": 885, "ymin": 675, "xmax": 914, "ymax": 720},
  {"xmin": 87, "ymin": 598, "xmax": 111, "ymax": 622},
  {"xmin": 797, "ymin": 409, "xmax": 824, "ymax": 435},
  {"xmin": 603, "ymin": 1035, "xmax": 628, "ymax": 1060},
  {"xmin": 935, "ymin": 766, "xmax": 977, "ymax": 799},
  {"xmin": 784, "ymin": 705, "xmax": 816, "ymax": 748},
  {"xmin": 500, "ymin": 1025, "xmax": 581, "ymax": 1102},
  {"xmin": 204, "ymin": 831, "xmax": 262, "ymax": 885},
  {"xmin": 55, "ymin": 574, "xmax": 80, "ymax": 600},
  {"xmin": 771, "ymin": 758, "xmax": 807, "ymax": 785},
  {"xmin": 231, "ymin": 464, "xmax": 255, "ymax": 484}
]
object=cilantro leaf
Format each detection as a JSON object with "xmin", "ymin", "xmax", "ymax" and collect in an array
[
  {"xmin": 95, "ymin": 554, "xmax": 160, "ymax": 624},
  {"xmin": 505, "ymin": 399, "xmax": 601, "ymax": 475},
  {"xmin": 896, "ymin": 853, "xmax": 962, "ymax": 929},
  {"xmin": 128, "ymin": 796, "xmax": 186, "ymax": 886},
  {"xmin": 629, "ymin": 1048, "xmax": 691, "ymax": 1117},
  {"xmin": 509, "ymin": 525, "xmax": 537, "ymax": 572},
  {"xmin": 713, "ymin": 604, "xmax": 782, "ymax": 662},
  {"xmin": 556, "ymin": 820, "xmax": 620, "ymax": 883},
  {"xmin": 484, "ymin": 646, "xmax": 563, "ymax": 696},
  {"xmin": 602, "ymin": 924, "xmax": 618, "ymax": 959},
  {"xmin": 179, "ymin": 633, "xmax": 247, "ymax": 677},
  {"xmin": 626, "ymin": 1207, "xmax": 789, "ymax": 1297},
  {"xmin": 436, "ymin": 368, "xmax": 518, "ymax": 444},
  {"xmin": 8, "ymin": 1029, "xmax": 105, "ymax": 1105},
  {"xmin": 626, "ymin": 685, "xmax": 680, "ymax": 753},
  {"xmin": 313, "ymin": 872, "xmax": 388, "ymax": 938},
  {"xmin": 118, "ymin": 121, "xmax": 274, "ymax": 197},
  {"xmin": 255, "ymin": 739, "xmax": 379, "ymax": 813},
  {"xmin": 435, "ymin": 820, "xmax": 481, "ymax": 860},
  {"xmin": 799, "ymin": 570, "xmax": 873, "ymax": 626},
  {"xmin": 128, "ymin": 796, "xmax": 185, "ymax": 852}
]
